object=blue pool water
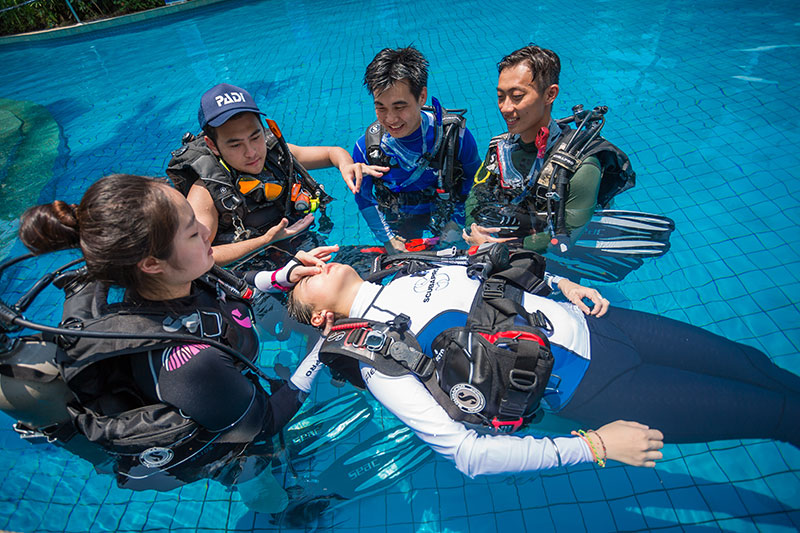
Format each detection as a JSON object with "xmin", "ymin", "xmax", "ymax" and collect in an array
[{"xmin": 1, "ymin": 0, "xmax": 799, "ymax": 530}]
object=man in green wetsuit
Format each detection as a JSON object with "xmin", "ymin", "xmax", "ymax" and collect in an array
[{"xmin": 463, "ymin": 45, "xmax": 603, "ymax": 253}]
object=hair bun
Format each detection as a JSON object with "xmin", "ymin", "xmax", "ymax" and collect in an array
[
  {"xmin": 52, "ymin": 200, "xmax": 79, "ymax": 230},
  {"xmin": 19, "ymin": 200, "xmax": 81, "ymax": 254}
]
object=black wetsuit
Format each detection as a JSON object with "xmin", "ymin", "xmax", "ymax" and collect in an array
[
  {"xmin": 131, "ymin": 345, "xmax": 302, "ymax": 445},
  {"xmin": 58, "ymin": 277, "xmax": 309, "ymax": 490},
  {"xmin": 561, "ymin": 307, "xmax": 800, "ymax": 445}
]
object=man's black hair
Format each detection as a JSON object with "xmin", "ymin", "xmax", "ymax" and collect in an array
[
  {"xmin": 364, "ymin": 46, "xmax": 429, "ymax": 99},
  {"xmin": 497, "ymin": 45, "xmax": 561, "ymax": 93},
  {"xmin": 202, "ymin": 111, "xmax": 262, "ymax": 143},
  {"xmin": 202, "ymin": 124, "xmax": 218, "ymax": 143}
]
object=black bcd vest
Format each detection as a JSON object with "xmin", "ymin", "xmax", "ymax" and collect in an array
[
  {"xmin": 52, "ymin": 267, "xmax": 259, "ymax": 481},
  {"xmin": 319, "ymin": 246, "xmax": 554, "ymax": 433},
  {"xmin": 472, "ymin": 108, "xmax": 636, "ymax": 236},
  {"xmin": 166, "ymin": 130, "xmax": 331, "ymax": 243}
]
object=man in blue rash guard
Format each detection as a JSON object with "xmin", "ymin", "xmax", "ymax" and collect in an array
[{"xmin": 347, "ymin": 47, "xmax": 482, "ymax": 253}]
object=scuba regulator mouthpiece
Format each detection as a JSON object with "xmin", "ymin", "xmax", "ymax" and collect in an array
[{"xmin": 290, "ymin": 183, "xmax": 319, "ymax": 213}]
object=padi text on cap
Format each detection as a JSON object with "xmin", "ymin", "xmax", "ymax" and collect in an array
[{"xmin": 198, "ymin": 83, "xmax": 264, "ymax": 129}]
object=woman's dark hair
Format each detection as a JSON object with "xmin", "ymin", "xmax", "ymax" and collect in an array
[
  {"xmin": 497, "ymin": 45, "xmax": 561, "ymax": 93},
  {"xmin": 364, "ymin": 46, "xmax": 429, "ymax": 99},
  {"xmin": 19, "ymin": 174, "xmax": 180, "ymax": 292},
  {"xmin": 286, "ymin": 288, "xmax": 314, "ymax": 325}
]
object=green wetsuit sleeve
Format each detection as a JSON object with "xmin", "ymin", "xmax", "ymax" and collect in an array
[
  {"xmin": 464, "ymin": 158, "xmax": 488, "ymax": 227},
  {"xmin": 464, "ymin": 158, "xmax": 494, "ymax": 227},
  {"xmin": 523, "ymin": 155, "xmax": 602, "ymax": 253}
]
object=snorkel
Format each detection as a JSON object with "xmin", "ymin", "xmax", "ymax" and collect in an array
[
  {"xmin": 430, "ymin": 97, "xmax": 445, "ymax": 195},
  {"xmin": 264, "ymin": 119, "xmax": 334, "ymax": 234}
]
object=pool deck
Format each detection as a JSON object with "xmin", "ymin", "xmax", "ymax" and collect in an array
[{"xmin": 0, "ymin": 0, "xmax": 230, "ymax": 45}]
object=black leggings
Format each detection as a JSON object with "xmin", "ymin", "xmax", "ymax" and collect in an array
[{"xmin": 558, "ymin": 307, "xmax": 800, "ymax": 445}]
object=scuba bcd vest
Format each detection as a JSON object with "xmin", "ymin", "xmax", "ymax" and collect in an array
[
  {"xmin": 0, "ymin": 257, "xmax": 263, "ymax": 486},
  {"xmin": 471, "ymin": 105, "xmax": 635, "ymax": 246},
  {"xmin": 319, "ymin": 243, "xmax": 555, "ymax": 433},
  {"xmin": 166, "ymin": 121, "xmax": 333, "ymax": 244},
  {"xmin": 364, "ymin": 100, "xmax": 468, "ymax": 234}
]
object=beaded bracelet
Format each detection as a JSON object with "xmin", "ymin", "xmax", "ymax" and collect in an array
[
  {"xmin": 572, "ymin": 429, "xmax": 607, "ymax": 467},
  {"xmin": 589, "ymin": 430, "xmax": 607, "ymax": 466}
]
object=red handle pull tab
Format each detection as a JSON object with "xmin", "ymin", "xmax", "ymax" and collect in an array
[
  {"xmin": 491, "ymin": 417, "xmax": 524, "ymax": 433},
  {"xmin": 405, "ymin": 238, "xmax": 433, "ymax": 252},
  {"xmin": 535, "ymin": 127, "xmax": 549, "ymax": 159},
  {"xmin": 265, "ymin": 118, "xmax": 283, "ymax": 139}
]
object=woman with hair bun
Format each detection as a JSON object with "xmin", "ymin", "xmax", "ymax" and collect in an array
[{"xmin": 15, "ymin": 174, "xmax": 335, "ymax": 512}]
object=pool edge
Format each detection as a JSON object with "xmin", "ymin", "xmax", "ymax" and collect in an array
[{"xmin": 0, "ymin": 0, "xmax": 232, "ymax": 45}]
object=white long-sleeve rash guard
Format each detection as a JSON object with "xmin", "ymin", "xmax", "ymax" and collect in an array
[{"xmin": 348, "ymin": 265, "xmax": 594, "ymax": 477}]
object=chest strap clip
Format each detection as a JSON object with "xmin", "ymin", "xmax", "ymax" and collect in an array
[
  {"xmin": 482, "ymin": 279, "xmax": 506, "ymax": 300},
  {"xmin": 386, "ymin": 313, "xmax": 411, "ymax": 332}
]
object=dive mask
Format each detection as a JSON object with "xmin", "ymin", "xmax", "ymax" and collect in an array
[{"xmin": 237, "ymin": 175, "xmax": 285, "ymax": 202}]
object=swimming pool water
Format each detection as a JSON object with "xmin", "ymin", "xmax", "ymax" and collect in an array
[{"xmin": 1, "ymin": 0, "xmax": 799, "ymax": 531}]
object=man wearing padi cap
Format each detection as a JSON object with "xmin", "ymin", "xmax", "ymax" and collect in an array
[
  {"xmin": 167, "ymin": 83, "xmax": 385, "ymax": 266},
  {"xmin": 349, "ymin": 47, "xmax": 482, "ymax": 253}
]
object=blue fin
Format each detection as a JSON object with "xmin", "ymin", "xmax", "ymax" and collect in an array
[
  {"xmin": 277, "ymin": 426, "xmax": 433, "ymax": 525},
  {"xmin": 317, "ymin": 425, "xmax": 432, "ymax": 499},
  {"xmin": 284, "ymin": 391, "xmax": 373, "ymax": 458},
  {"xmin": 547, "ymin": 252, "xmax": 644, "ymax": 283},
  {"xmin": 578, "ymin": 210, "xmax": 675, "ymax": 249},
  {"xmin": 548, "ymin": 210, "xmax": 675, "ymax": 283}
]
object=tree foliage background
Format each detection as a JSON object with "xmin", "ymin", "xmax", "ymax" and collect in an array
[{"xmin": 0, "ymin": 0, "xmax": 164, "ymax": 36}]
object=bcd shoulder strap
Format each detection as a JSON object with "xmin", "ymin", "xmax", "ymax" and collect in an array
[
  {"xmin": 319, "ymin": 316, "xmax": 433, "ymax": 384},
  {"xmin": 364, "ymin": 108, "xmax": 466, "ymax": 175},
  {"xmin": 166, "ymin": 134, "xmax": 231, "ymax": 196}
]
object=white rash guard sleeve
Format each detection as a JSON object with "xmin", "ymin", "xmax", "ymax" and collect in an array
[
  {"xmin": 289, "ymin": 336, "xmax": 325, "ymax": 393},
  {"xmin": 361, "ymin": 365, "xmax": 592, "ymax": 477},
  {"xmin": 252, "ymin": 259, "xmax": 301, "ymax": 293}
]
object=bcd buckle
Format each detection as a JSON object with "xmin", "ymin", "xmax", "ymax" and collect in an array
[
  {"xmin": 387, "ymin": 313, "xmax": 410, "ymax": 332},
  {"xmin": 364, "ymin": 330, "xmax": 387, "ymax": 352},
  {"xmin": 388, "ymin": 342, "xmax": 434, "ymax": 379},
  {"xmin": 490, "ymin": 417, "xmax": 523, "ymax": 434},
  {"xmin": 345, "ymin": 327, "xmax": 371, "ymax": 348},
  {"xmin": 508, "ymin": 368, "xmax": 538, "ymax": 391},
  {"xmin": 482, "ymin": 279, "xmax": 505, "ymax": 300},
  {"xmin": 529, "ymin": 310, "xmax": 554, "ymax": 333}
]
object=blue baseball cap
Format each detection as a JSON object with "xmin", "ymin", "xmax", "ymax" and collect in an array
[{"xmin": 198, "ymin": 83, "xmax": 264, "ymax": 129}]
